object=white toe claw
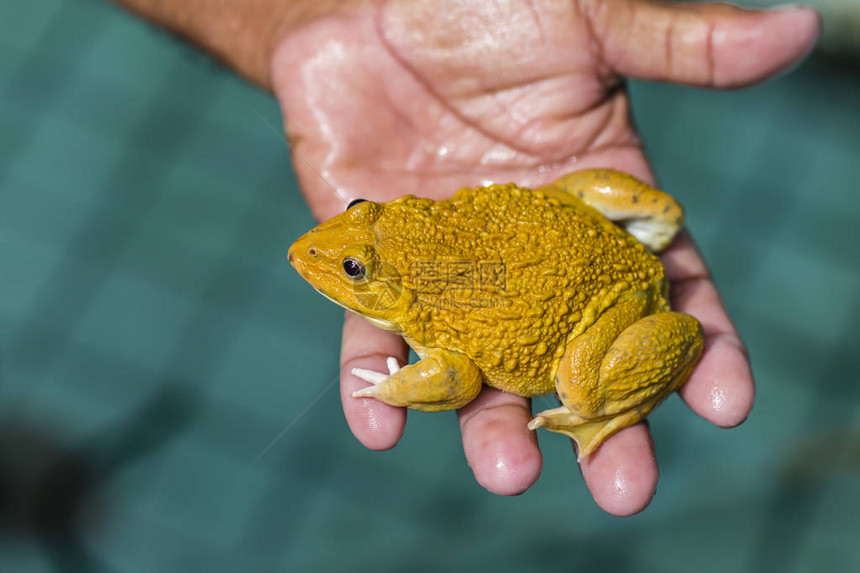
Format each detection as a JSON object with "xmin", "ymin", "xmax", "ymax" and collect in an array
[
  {"xmin": 351, "ymin": 386, "xmax": 378, "ymax": 399},
  {"xmin": 351, "ymin": 359, "xmax": 401, "ymax": 400},
  {"xmin": 386, "ymin": 357, "xmax": 401, "ymax": 376},
  {"xmin": 351, "ymin": 367, "xmax": 388, "ymax": 385}
]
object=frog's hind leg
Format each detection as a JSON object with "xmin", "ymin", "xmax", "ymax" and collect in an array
[
  {"xmin": 541, "ymin": 169, "xmax": 684, "ymax": 251},
  {"xmin": 351, "ymin": 348, "xmax": 483, "ymax": 412},
  {"xmin": 530, "ymin": 310, "xmax": 704, "ymax": 460}
]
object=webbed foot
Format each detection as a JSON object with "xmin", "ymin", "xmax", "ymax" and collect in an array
[{"xmin": 350, "ymin": 349, "xmax": 483, "ymax": 412}]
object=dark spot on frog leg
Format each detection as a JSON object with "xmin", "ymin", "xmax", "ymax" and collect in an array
[
  {"xmin": 577, "ymin": 191, "xmax": 585, "ymax": 199},
  {"xmin": 663, "ymin": 205, "xmax": 670, "ymax": 214},
  {"xmin": 632, "ymin": 195, "xmax": 639, "ymax": 204}
]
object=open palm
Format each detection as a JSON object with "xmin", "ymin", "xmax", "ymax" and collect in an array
[{"xmin": 271, "ymin": 0, "xmax": 818, "ymax": 514}]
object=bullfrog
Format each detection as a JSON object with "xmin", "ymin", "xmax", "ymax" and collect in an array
[{"xmin": 288, "ymin": 169, "xmax": 704, "ymax": 459}]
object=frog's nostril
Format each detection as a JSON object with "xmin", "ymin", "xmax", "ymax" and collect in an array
[{"xmin": 308, "ymin": 247, "xmax": 317, "ymax": 257}]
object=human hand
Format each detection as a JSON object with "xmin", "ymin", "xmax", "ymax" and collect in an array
[{"xmin": 271, "ymin": 0, "xmax": 819, "ymax": 514}]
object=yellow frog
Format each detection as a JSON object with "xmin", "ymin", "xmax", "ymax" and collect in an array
[{"xmin": 288, "ymin": 169, "xmax": 704, "ymax": 459}]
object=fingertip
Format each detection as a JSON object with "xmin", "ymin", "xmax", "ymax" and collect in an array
[
  {"xmin": 342, "ymin": 385, "xmax": 406, "ymax": 452},
  {"xmin": 578, "ymin": 424, "xmax": 658, "ymax": 516},
  {"xmin": 659, "ymin": 235, "xmax": 756, "ymax": 429},
  {"xmin": 468, "ymin": 429, "xmax": 543, "ymax": 496},
  {"xmin": 470, "ymin": 449, "xmax": 542, "ymax": 497},
  {"xmin": 341, "ymin": 360, "xmax": 407, "ymax": 450},
  {"xmin": 769, "ymin": 5, "xmax": 822, "ymax": 51},
  {"xmin": 680, "ymin": 334, "xmax": 755, "ymax": 428},
  {"xmin": 721, "ymin": 6, "xmax": 821, "ymax": 82},
  {"xmin": 340, "ymin": 313, "xmax": 409, "ymax": 450},
  {"xmin": 459, "ymin": 391, "xmax": 543, "ymax": 496}
]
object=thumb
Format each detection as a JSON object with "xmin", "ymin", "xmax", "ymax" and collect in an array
[{"xmin": 590, "ymin": 0, "xmax": 821, "ymax": 88}]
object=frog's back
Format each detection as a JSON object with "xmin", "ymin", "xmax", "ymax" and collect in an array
[{"xmin": 374, "ymin": 184, "xmax": 667, "ymax": 397}]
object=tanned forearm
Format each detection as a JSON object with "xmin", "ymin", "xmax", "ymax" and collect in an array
[{"xmin": 111, "ymin": 0, "xmax": 367, "ymax": 90}]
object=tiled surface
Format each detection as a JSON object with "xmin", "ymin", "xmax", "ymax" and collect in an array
[{"xmin": 1, "ymin": 1, "xmax": 859, "ymax": 572}]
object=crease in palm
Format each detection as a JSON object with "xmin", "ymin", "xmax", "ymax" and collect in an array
[{"xmin": 281, "ymin": 2, "xmax": 646, "ymax": 214}]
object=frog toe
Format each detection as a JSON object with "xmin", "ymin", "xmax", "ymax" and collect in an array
[
  {"xmin": 530, "ymin": 407, "xmax": 638, "ymax": 461},
  {"xmin": 351, "ymin": 384, "xmax": 382, "ymax": 399},
  {"xmin": 353, "ymin": 349, "xmax": 482, "ymax": 412},
  {"xmin": 351, "ymin": 357, "xmax": 402, "ymax": 387},
  {"xmin": 351, "ymin": 368, "xmax": 388, "ymax": 386},
  {"xmin": 528, "ymin": 406, "xmax": 582, "ymax": 431}
]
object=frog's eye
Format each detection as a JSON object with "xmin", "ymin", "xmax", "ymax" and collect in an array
[
  {"xmin": 342, "ymin": 256, "xmax": 367, "ymax": 280},
  {"xmin": 347, "ymin": 198, "xmax": 367, "ymax": 210}
]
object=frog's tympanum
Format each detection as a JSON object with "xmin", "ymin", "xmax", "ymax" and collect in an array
[{"xmin": 289, "ymin": 170, "xmax": 704, "ymax": 459}]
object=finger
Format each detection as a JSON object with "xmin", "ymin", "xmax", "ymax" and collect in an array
[
  {"xmin": 458, "ymin": 387, "xmax": 543, "ymax": 496},
  {"xmin": 593, "ymin": 0, "xmax": 820, "ymax": 87},
  {"xmin": 578, "ymin": 422, "xmax": 659, "ymax": 516},
  {"xmin": 340, "ymin": 311, "xmax": 409, "ymax": 450},
  {"xmin": 662, "ymin": 231, "xmax": 755, "ymax": 427}
]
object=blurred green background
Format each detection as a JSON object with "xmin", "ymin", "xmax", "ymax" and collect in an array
[{"xmin": 1, "ymin": 1, "xmax": 859, "ymax": 572}]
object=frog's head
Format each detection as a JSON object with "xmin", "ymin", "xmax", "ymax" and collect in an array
[{"xmin": 289, "ymin": 199, "xmax": 409, "ymax": 331}]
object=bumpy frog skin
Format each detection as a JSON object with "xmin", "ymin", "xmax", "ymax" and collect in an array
[{"xmin": 289, "ymin": 169, "xmax": 704, "ymax": 459}]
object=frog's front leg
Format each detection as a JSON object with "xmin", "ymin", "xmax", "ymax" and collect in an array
[
  {"xmin": 530, "ymin": 303, "xmax": 704, "ymax": 460},
  {"xmin": 351, "ymin": 348, "xmax": 483, "ymax": 412},
  {"xmin": 543, "ymin": 169, "xmax": 684, "ymax": 251}
]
